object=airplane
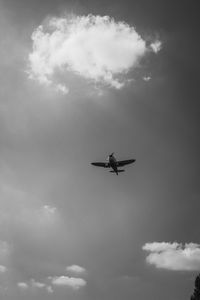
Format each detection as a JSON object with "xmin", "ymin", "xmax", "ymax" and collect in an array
[{"xmin": 91, "ymin": 153, "xmax": 136, "ymax": 175}]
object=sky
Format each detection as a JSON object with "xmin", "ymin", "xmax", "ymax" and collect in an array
[{"xmin": 0, "ymin": 0, "xmax": 200, "ymax": 299}]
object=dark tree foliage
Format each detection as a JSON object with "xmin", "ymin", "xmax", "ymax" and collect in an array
[{"xmin": 191, "ymin": 274, "xmax": 200, "ymax": 300}]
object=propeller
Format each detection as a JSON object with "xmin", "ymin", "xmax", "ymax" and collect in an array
[{"xmin": 106, "ymin": 152, "xmax": 114, "ymax": 161}]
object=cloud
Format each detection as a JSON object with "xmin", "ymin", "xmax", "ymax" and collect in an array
[
  {"xmin": 28, "ymin": 14, "xmax": 148, "ymax": 92},
  {"xmin": 0, "ymin": 182, "xmax": 58, "ymax": 232},
  {"xmin": 30, "ymin": 279, "xmax": 46, "ymax": 289},
  {"xmin": 143, "ymin": 76, "xmax": 151, "ymax": 81},
  {"xmin": 15, "ymin": 203, "xmax": 59, "ymax": 237},
  {"xmin": 143, "ymin": 242, "xmax": 200, "ymax": 271},
  {"xmin": 17, "ymin": 273, "xmax": 86, "ymax": 294},
  {"xmin": 51, "ymin": 276, "xmax": 87, "ymax": 289},
  {"xmin": 46, "ymin": 265, "xmax": 87, "ymax": 291},
  {"xmin": 0, "ymin": 241, "xmax": 10, "ymax": 259},
  {"xmin": 66, "ymin": 265, "xmax": 86, "ymax": 274},
  {"xmin": 17, "ymin": 282, "xmax": 29, "ymax": 289},
  {"xmin": 42, "ymin": 205, "xmax": 57, "ymax": 216},
  {"xmin": 0, "ymin": 265, "xmax": 7, "ymax": 273},
  {"xmin": 150, "ymin": 40, "xmax": 162, "ymax": 53},
  {"xmin": 55, "ymin": 83, "xmax": 69, "ymax": 94},
  {"xmin": 0, "ymin": 241, "xmax": 10, "ymax": 268},
  {"xmin": 47, "ymin": 285, "xmax": 54, "ymax": 293},
  {"xmin": 17, "ymin": 279, "xmax": 53, "ymax": 293}
]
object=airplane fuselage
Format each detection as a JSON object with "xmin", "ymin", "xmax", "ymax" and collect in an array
[{"xmin": 109, "ymin": 155, "xmax": 119, "ymax": 175}]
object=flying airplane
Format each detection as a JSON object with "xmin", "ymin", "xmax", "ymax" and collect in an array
[{"xmin": 91, "ymin": 153, "xmax": 136, "ymax": 175}]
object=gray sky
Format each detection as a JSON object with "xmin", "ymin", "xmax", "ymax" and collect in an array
[{"xmin": 0, "ymin": 0, "xmax": 200, "ymax": 299}]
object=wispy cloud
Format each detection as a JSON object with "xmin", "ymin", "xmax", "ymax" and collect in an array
[
  {"xmin": 55, "ymin": 83, "xmax": 69, "ymax": 94},
  {"xmin": 28, "ymin": 14, "xmax": 148, "ymax": 92},
  {"xmin": 42, "ymin": 205, "xmax": 57, "ymax": 217},
  {"xmin": 30, "ymin": 279, "xmax": 46, "ymax": 289},
  {"xmin": 0, "ymin": 241, "xmax": 10, "ymax": 258},
  {"xmin": 0, "ymin": 265, "xmax": 7, "ymax": 273},
  {"xmin": 0, "ymin": 240, "xmax": 10, "ymax": 269},
  {"xmin": 0, "ymin": 181, "xmax": 59, "ymax": 234},
  {"xmin": 143, "ymin": 242, "xmax": 200, "ymax": 271},
  {"xmin": 46, "ymin": 285, "xmax": 54, "ymax": 293}
]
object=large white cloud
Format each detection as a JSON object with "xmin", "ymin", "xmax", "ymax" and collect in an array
[
  {"xmin": 143, "ymin": 242, "xmax": 200, "ymax": 271},
  {"xmin": 28, "ymin": 14, "xmax": 149, "ymax": 92}
]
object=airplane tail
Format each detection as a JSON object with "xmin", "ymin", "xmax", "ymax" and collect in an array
[{"xmin": 109, "ymin": 169, "xmax": 125, "ymax": 173}]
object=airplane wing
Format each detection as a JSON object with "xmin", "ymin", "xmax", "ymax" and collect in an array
[
  {"xmin": 117, "ymin": 159, "xmax": 136, "ymax": 167},
  {"xmin": 91, "ymin": 162, "xmax": 109, "ymax": 168}
]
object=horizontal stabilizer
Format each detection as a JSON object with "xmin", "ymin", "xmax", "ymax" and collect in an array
[{"xmin": 109, "ymin": 170, "xmax": 125, "ymax": 173}]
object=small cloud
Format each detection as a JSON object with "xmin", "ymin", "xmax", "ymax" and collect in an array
[
  {"xmin": 55, "ymin": 84, "xmax": 69, "ymax": 95},
  {"xmin": 143, "ymin": 76, "xmax": 151, "ymax": 81},
  {"xmin": 150, "ymin": 40, "xmax": 162, "ymax": 53},
  {"xmin": 0, "ymin": 265, "xmax": 7, "ymax": 273},
  {"xmin": 46, "ymin": 285, "xmax": 53, "ymax": 293},
  {"xmin": 18, "ymin": 279, "xmax": 52, "ymax": 293},
  {"xmin": 0, "ymin": 241, "xmax": 10, "ymax": 264},
  {"xmin": 42, "ymin": 205, "xmax": 57, "ymax": 216},
  {"xmin": 31, "ymin": 279, "xmax": 46, "ymax": 289},
  {"xmin": 28, "ymin": 14, "xmax": 148, "ymax": 92},
  {"xmin": 0, "ymin": 241, "xmax": 10, "ymax": 257},
  {"xmin": 33, "ymin": 204, "xmax": 58, "ymax": 227},
  {"xmin": 66, "ymin": 265, "xmax": 86, "ymax": 274},
  {"xmin": 51, "ymin": 276, "xmax": 86, "ymax": 290},
  {"xmin": 17, "ymin": 282, "xmax": 29, "ymax": 289},
  {"xmin": 143, "ymin": 242, "xmax": 200, "ymax": 271}
]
